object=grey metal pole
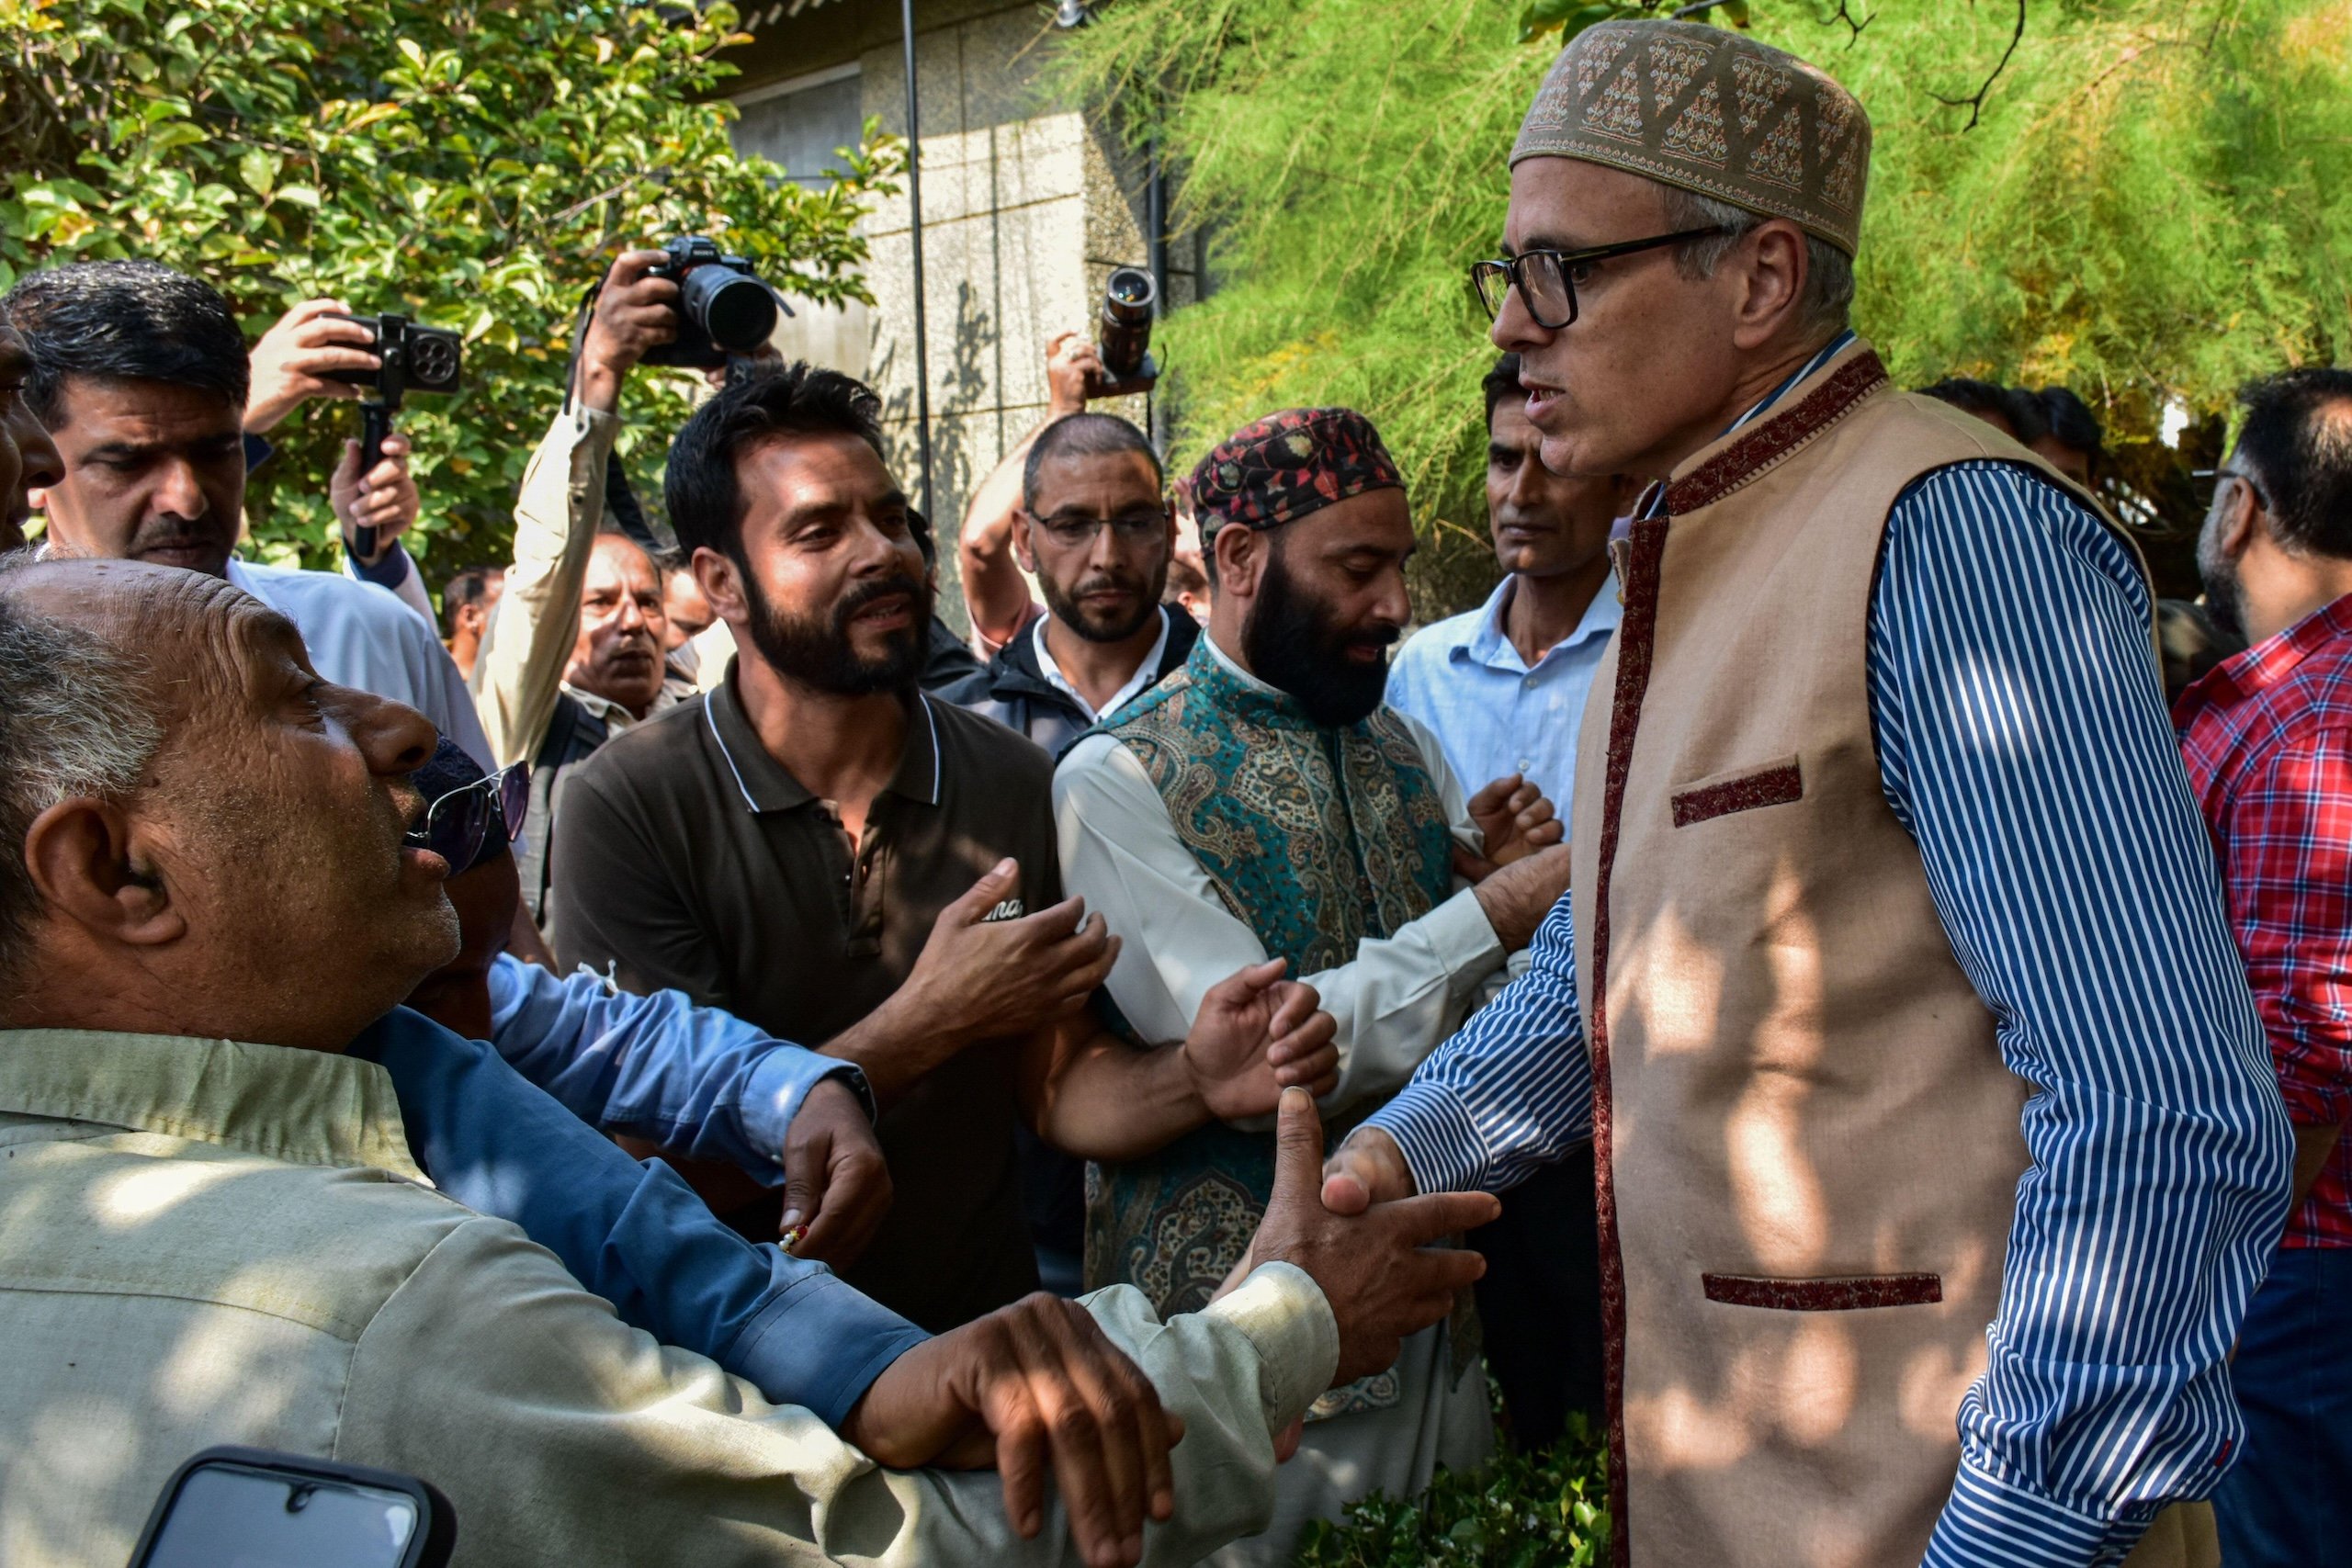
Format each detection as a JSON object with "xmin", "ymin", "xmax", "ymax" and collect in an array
[
  {"xmin": 1145, "ymin": 135, "xmax": 1169, "ymax": 454},
  {"xmin": 901, "ymin": 0, "xmax": 933, "ymax": 517}
]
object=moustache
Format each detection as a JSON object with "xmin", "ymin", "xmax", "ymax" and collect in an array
[
  {"xmin": 836, "ymin": 574, "xmax": 925, "ymax": 622},
  {"xmin": 1341, "ymin": 624, "xmax": 1402, "ymax": 653}
]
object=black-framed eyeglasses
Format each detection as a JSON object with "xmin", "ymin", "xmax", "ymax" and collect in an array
[
  {"xmin": 406, "ymin": 761, "xmax": 530, "ymax": 873},
  {"xmin": 1029, "ymin": 510, "xmax": 1167, "ymax": 549},
  {"xmin": 1470, "ymin": 227, "xmax": 1730, "ymax": 330}
]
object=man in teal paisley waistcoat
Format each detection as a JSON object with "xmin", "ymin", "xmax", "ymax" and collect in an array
[{"xmin": 1054, "ymin": 408, "xmax": 1577, "ymax": 1564}]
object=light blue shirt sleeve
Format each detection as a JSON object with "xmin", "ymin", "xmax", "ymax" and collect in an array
[
  {"xmin": 354, "ymin": 1007, "xmax": 925, "ymax": 1427},
  {"xmin": 1872, "ymin": 464, "xmax": 2291, "ymax": 1566},
  {"xmin": 1364, "ymin": 890, "xmax": 1591, "ymax": 1194},
  {"xmin": 487, "ymin": 953, "xmax": 870, "ymax": 1184}
]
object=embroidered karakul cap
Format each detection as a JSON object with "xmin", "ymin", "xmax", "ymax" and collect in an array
[
  {"xmin": 1189, "ymin": 407, "xmax": 1405, "ymax": 538},
  {"xmin": 1511, "ymin": 19, "xmax": 1871, "ymax": 256}
]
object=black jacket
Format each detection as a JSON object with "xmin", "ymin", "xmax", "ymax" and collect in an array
[{"xmin": 944, "ymin": 608, "xmax": 1201, "ymax": 759}]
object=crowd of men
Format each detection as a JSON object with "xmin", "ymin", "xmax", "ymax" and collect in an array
[{"xmin": 0, "ymin": 17, "xmax": 2346, "ymax": 1568}]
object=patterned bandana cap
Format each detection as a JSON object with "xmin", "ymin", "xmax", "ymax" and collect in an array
[
  {"xmin": 1188, "ymin": 407, "xmax": 1405, "ymax": 537},
  {"xmin": 1510, "ymin": 19, "xmax": 1871, "ymax": 256}
]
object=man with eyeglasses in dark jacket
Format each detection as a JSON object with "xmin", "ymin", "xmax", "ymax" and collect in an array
[
  {"xmin": 940, "ymin": 411, "xmax": 1197, "ymax": 1296},
  {"xmin": 944, "ymin": 412, "xmax": 1198, "ymax": 762}
]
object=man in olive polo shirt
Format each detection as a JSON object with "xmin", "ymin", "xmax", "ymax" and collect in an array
[{"xmin": 550, "ymin": 364, "xmax": 1340, "ymax": 1332}]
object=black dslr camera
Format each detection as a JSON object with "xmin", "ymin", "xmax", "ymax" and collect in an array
[
  {"xmin": 1087, "ymin": 265, "xmax": 1160, "ymax": 398},
  {"xmin": 323, "ymin": 312, "xmax": 463, "ymax": 559},
  {"xmin": 642, "ymin": 236, "xmax": 786, "ymax": 370}
]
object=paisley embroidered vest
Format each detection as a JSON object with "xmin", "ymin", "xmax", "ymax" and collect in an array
[{"xmin": 1083, "ymin": 639, "xmax": 1454, "ymax": 1391}]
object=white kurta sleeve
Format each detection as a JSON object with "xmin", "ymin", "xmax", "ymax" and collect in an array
[{"xmin": 1054, "ymin": 729, "xmax": 1506, "ymax": 1119}]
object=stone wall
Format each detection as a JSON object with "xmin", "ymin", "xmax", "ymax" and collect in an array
[{"xmin": 729, "ymin": 2, "xmax": 1204, "ymax": 627}]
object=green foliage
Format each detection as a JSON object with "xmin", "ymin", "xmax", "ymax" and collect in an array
[
  {"xmin": 0, "ymin": 0, "xmax": 901, "ymax": 573},
  {"xmin": 1054, "ymin": 0, "xmax": 2352, "ymax": 612},
  {"xmin": 1291, "ymin": 1416, "xmax": 1611, "ymax": 1568}
]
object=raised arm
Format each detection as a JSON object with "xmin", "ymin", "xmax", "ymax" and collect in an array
[
  {"xmin": 473, "ymin": 250, "xmax": 676, "ymax": 764},
  {"xmin": 961, "ymin": 331, "xmax": 1093, "ymax": 649}
]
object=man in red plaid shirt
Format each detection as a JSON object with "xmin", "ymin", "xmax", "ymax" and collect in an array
[{"xmin": 2177, "ymin": 367, "xmax": 2352, "ymax": 1567}]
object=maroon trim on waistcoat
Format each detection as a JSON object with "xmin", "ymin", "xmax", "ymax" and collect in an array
[
  {"xmin": 1670, "ymin": 760, "xmax": 1804, "ymax": 828},
  {"xmin": 1702, "ymin": 1272, "xmax": 1945, "ymax": 1311},
  {"xmin": 1663, "ymin": 352, "xmax": 1892, "ymax": 516},
  {"xmin": 1589, "ymin": 515, "xmax": 1670, "ymax": 1568}
]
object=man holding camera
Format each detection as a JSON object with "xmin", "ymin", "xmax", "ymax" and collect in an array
[
  {"xmin": 467, "ymin": 249, "xmax": 695, "ymax": 919},
  {"xmin": 242, "ymin": 296, "xmax": 448, "ymax": 626},
  {"xmin": 1, "ymin": 260, "xmax": 491, "ymax": 767}
]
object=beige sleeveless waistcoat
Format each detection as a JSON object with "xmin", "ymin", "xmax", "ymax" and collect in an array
[{"xmin": 1566, "ymin": 340, "xmax": 2162, "ymax": 1568}]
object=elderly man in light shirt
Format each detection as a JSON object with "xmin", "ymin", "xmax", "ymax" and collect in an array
[{"xmin": 0, "ymin": 552, "xmax": 1501, "ymax": 1568}]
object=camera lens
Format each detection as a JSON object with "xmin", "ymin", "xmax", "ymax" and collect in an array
[
  {"xmin": 1102, "ymin": 266, "xmax": 1156, "ymax": 323},
  {"xmin": 411, "ymin": 334, "xmax": 459, "ymax": 389},
  {"xmin": 1098, "ymin": 266, "xmax": 1157, "ymax": 381},
  {"xmin": 683, "ymin": 268, "xmax": 779, "ymax": 354}
]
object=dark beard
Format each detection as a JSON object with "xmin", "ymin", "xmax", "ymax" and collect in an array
[
  {"xmin": 1039, "ymin": 558, "xmax": 1168, "ymax": 645},
  {"xmin": 2196, "ymin": 527, "xmax": 2248, "ymax": 644},
  {"xmin": 739, "ymin": 561, "xmax": 932, "ymax": 696},
  {"xmin": 1241, "ymin": 540, "xmax": 1396, "ymax": 728}
]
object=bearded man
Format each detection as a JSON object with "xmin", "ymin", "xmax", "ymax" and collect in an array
[
  {"xmin": 1053, "ymin": 407, "xmax": 1576, "ymax": 1562},
  {"xmin": 1319, "ymin": 21, "xmax": 2290, "ymax": 1568},
  {"xmin": 548, "ymin": 364, "xmax": 1346, "ymax": 1335}
]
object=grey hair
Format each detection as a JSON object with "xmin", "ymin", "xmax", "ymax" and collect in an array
[
  {"xmin": 1659, "ymin": 186, "xmax": 1855, "ymax": 340},
  {"xmin": 0, "ymin": 560, "xmax": 164, "ymax": 996}
]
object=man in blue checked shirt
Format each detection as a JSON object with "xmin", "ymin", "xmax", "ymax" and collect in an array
[{"xmin": 1318, "ymin": 21, "xmax": 2291, "ymax": 1568}]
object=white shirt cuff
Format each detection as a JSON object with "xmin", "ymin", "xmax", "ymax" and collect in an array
[{"xmin": 1204, "ymin": 1260, "xmax": 1340, "ymax": 1433}]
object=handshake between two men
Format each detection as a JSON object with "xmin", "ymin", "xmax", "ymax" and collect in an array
[
  {"xmin": 771, "ymin": 863, "xmax": 1502, "ymax": 1568},
  {"xmin": 0, "ymin": 555, "xmax": 1504, "ymax": 1568},
  {"xmin": 839, "ymin": 1087, "xmax": 1499, "ymax": 1568}
]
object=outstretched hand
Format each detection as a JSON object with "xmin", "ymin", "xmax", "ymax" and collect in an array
[
  {"xmin": 907, "ymin": 858, "xmax": 1121, "ymax": 1040},
  {"xmin": 1318, "ymin": 1123, "xmax": 1416, "ymax": 1216},
  {"xmin": 1242, "ymin": 1089, "xmax": 1498, "ymax": 1383},
  {"xmin": 1183, "ymin": 959, "xmax": 1340, "ymax": 1121},
  {"xmin": 841, "ymin": 1292, "xmax": 1184, "ymax": 1568}
]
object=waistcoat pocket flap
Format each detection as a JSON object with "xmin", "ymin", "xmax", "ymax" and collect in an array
[
  {"xmin": 1671, "ymin": 757, "xmax": 1804, "ymax": 828},
  {"xmin": 1702, "ymin": 1271, "xmax": 1943, "ymax": 1311}
]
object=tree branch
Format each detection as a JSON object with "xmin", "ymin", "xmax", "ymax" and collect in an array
[
  {"xmin": 1828, "ymin": 1, "xmax": 1872, "ymax": 44},
  {"xmin": 1930, "ymin": 0, "xmax": 2027, "ymax": 132}
]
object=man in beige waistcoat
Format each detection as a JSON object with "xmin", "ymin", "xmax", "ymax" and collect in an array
[{"xmin": 1313, "ymin": 20, "xmax": 2293, "ymax": 1568}]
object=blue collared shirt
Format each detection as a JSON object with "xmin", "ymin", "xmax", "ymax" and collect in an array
[
  {"xmin": 353, "ymin": 1005, "xmax": 924, "ymax": 1429},
  {"xmin": 486, "ymin": 952, "xmax": 869, "ymax": 1180},
  {"xmin": 1385, "ymin": 572, "xmax": 1621, "ymax": 805},
  {"xmin": 1367, "ymin": 346, "xmax": 2291, "ymax": 1565}
]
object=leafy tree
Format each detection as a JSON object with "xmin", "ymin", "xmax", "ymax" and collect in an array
[
  {"xmin": 1055, "ymin": 0, "xmax": 2350, "ymax": 609},
  {"xmin": 1, "ymin": 0, "xmax": 901, "ymax": 577}
]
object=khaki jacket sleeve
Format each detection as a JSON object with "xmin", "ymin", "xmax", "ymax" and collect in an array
[
  {"xmin": 334, "ymin": 1214, "xmax": 1337, "ymax": 1568},
  {"xmin": 473, "ymin": 407, "xmax": 620, "ymax": 766}
]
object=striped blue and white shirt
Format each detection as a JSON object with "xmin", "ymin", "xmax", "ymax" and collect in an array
[{"xmin": 1366, "ymin": 344, "xmax": 2292, "ymax": 1566}]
